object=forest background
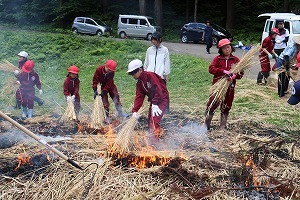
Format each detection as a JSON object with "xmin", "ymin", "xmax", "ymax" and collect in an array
[{"xmin": 1, "ymin": 0, "xmax": 300, "ymax": 43}]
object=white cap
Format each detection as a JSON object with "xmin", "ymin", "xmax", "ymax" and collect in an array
[
  {"xmin": 127, "ymin": 59, "xmax": 142, "ymax": 73},
  {"xmin": 17, "ymin": 51, "xmax": 28, "ymax": 58}
]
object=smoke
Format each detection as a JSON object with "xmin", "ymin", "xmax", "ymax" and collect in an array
[
  {"xmin": 0, "ymin": 130, "xmax": 71, "ymax": 149},
  {"xmin": 155, "ymin": 121, "xmax": 209, "ymax": 151}
]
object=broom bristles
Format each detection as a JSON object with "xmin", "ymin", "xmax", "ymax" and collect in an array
[
  {"xmin": 0, "ymin": 60, "xmax": 20, "ymax": 73},
  {"xmin": 60, "ymin": 99, "xmax": 77, "ymax": 122},
  {"xmin": 208, "ymin": 44, "xmax": 260, "ymax": 110},
  {"xmin": 111, "ymin": 106, "xmax": 147, "ymax": 154},
  {"xmin": 90, "ymin": 95, "xmax": 107, "ymax": 129}
]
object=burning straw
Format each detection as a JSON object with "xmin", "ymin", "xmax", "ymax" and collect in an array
[
  {"xmin": 60, "ymin": 99, "xmax": 77, "ymax": 122},
  {"xmin": 0, "ymin": 59, "xmax": 19, "ymax": 73},
  {"xmin": 111, "ymin": 106, "xmax": 147, "ymax": 154},
  {"xmin": 208, "ymin": 44, "xmax": 261, "ymax": 110},
  {"xmin": 90, "ymin": 89, "xmax": 106, "ymax": 129}
]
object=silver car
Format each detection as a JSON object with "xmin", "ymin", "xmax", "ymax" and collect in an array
[{"xmin": 72, "ymin": 17, "xmax": 112, "ymax": 36}]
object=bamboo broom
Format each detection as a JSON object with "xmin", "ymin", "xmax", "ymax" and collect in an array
[
  {"xmin": 0, "ymin": 59, "xmax": 20, "ymax": 72},
  {"xmin": 111, "ymin": 106, "xmax": 147, "ymax": 154},
  {"xmin": 60, "ymin": 99, "xmax": 77, "ymax": 122},
  {"xmin": 207, "ymin": 44, "xmax": 261, "ymax": 110},
  {"xmin": 90, "ymin": 87, "xmax": 107, "ymax": 129}
]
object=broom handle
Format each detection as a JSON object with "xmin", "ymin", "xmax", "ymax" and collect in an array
[{"xmin": 0, "ymin": 110, "xmax": 83, "ymax": 170}]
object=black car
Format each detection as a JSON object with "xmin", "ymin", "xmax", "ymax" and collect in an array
[{"xmin": 180, "ymin": 22, "xmax": 233, "ymax": 45}]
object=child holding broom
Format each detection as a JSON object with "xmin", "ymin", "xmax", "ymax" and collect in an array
[
  {"xmin": 204, "ymin": 39, "xmax": 244, "ymax": 130},
  {"xmin": 127, "ymin": 59, "xmax": 169, "ymax": 139},
  {"xmin": 63, "ymin": 65, "xmax": 81, "ymax": 120},
  {"xmin": 16, "ymin": 60, "xmax": 42, "ymax": 119},
  {"xmin": 92, "ymin": 59, "xmax": 128, "ymax": 119}
]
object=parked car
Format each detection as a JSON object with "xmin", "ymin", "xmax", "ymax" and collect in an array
[
  {"xmin": 117, "ymin": 15, "xmax": 162, "ymax": 40},
  {"xmin": 72, "ymin": 17, "xmax": 112, "ymax": 36},
  {"xmin": 180, "ymin": 22, "xmax": 233, "ymax": 45}
]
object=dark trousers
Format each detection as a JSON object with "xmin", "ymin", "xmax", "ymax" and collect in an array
[
  {"xmin": 278, "ymin": 72, "xmax": 290, "ymax": 97},
  {"xmin": 257, "ymin": 71, "xmax": 270, "ymax": 84}
]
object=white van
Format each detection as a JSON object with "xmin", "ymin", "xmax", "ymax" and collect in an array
[
  {"xmin": 117, "ymin": 15, "xmax": 162, "ymax": 40},
  {"xmin": 258, "ymin": 13, "xmax": 300, "ymax": 44}
]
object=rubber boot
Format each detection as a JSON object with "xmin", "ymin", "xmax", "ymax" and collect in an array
[
  {"xmin": 16, "ymin": 100, "xmax": 21, "ymax": 109},
  {"xmin": 220, "ymin": 113, "xmax": 228, "ymax": 130},
  {"xmin": 204, "ymin": 113, "xmax": 214, "ymax": 130},
  {"xmin": 21, "ymin": 106, "xmax": 27, "ymax": 119},
  {"xmin": 104, "ymin": 108, "xmax": 111, "ymax": 124},
  {"xmin": 34, "ymin": 96, "xmax": 44, "ymax": 106},
  {"xmin": 115, "ymin": 104, "xmax": 129, "ymax": 118},
  {"xmin": 28, "ymin": 109, "xmax": 33, "ymax": 118}
]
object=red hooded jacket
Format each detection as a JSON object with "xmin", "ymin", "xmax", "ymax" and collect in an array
[
  {"xmin": 17, "ymin": 71, "xmax": 41, "ymax": 92},
  {"xmin": 209, "ymin": 54, "xmax": 242, "ymax": 85},
  {"xmin": 132, "ymin": 71, "xmax": 169, "ymax": 112},
  {"xmin": 92, "ymin": 65, "xmax": 115, "ymax": 92},
  {"xmin": 63, "ymin": 76, "xmax": 80, "ymax": 98}
]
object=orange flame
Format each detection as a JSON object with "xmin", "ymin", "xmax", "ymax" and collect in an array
[
  {"xmin": 15, "ymin": 153, "xmax": 31, "ymax": 170},
  {"xmin": 245, "ymin": 155, "xmax": 259, "ymax": 187}
]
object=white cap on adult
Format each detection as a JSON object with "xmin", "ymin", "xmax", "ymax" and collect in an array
[
  {"xmin": 127, "ymin": 59, "xmax": 143, "ymax": 73},
  {"xmin": 17, "ymin": 51, "xmax": 28, "ymax": 58}
]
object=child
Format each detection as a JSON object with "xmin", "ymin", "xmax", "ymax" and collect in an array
[
  {"xmin": 16, "ymin": 60, "xmax": 42, "ymax": 119},
  {"xmin": 92, "ymin": 59, "xmax": 128, "ymax": 119},
  {"xmin": 204, "ymin": 39, "xmax": 243, "ymax": 130},
  {"xmin": 127, "ymin": 59, "xmax": 169, "ymax": 139},
  {"xmin": 63, "ymin": 65, "xmax": 81, "ymax": 119}
]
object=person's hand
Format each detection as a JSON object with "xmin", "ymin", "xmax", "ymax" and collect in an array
[
  {"xmin": 227, "ymin": 73, "xmax": 236, "ymax": 81},
  {"xmin": 223, "ymin": 70, "xmax": 231, "ymax": 76},
  {"xmin": 71, "ymin": 95, "xmax": 75, "ymax": 102},
  {"xmin": 93, "ymin": 90, "xmax": 98, "ymax": 99},
  {"xmin": 273, "ymin": 53, "xmax": 279, "ymax": 58},
  {"xmin": 14, "ymin": 70, "xmax": 19, "ymax": 76},
  {"xmin": 39, "ymin": 89, "xmax": 43, "ymax": 95},
  {"xmin": 132, "ymin": 112, "xmax": 139, "ymax": 119},
  {"xmin": 276, "ymin": 39, "xmax": 282, "ymax": 44},
  {"xmin": 268, "ymin": 53, "xmax": 273, "ymax": 59},
  {"xmin": 16, "ymin": 81, "xmax": 20, "ymax": 85},
  {"xmin": 66, "ymin": 96, "xmax": 72, "ymax": 101},
  {"xmin": 152, "ymin": 105, "xmax": 162, "ymax": 117}
]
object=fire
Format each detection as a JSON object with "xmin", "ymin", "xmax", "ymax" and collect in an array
[
  {"xmin": 244, "ymin": 154, "xmax": 259, "ymax": 187},
  {"xmin": 15, "ymin": 153, "xmax": 31, "ymax": 170}
]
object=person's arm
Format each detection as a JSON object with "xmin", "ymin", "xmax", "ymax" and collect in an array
[{"xmin": 163, "ymin": 49, "xmax": 170, "ymax": 81}]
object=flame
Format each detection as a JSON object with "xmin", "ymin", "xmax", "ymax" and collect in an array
[
  {"xmin": 15, "ymin": 153, "xmax": 31, "ymax": 170},
  {"xmin": 245, "ymin": 155, "xmax": 259, "ymax": 187}
]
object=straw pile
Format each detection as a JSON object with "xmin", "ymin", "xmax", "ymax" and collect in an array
[
  {"xmin": 0, "ymin": 59, "xmax": 19, "ymax": 73},
  {"xmin": 208, "ymin": 44, "xmax": 261, "ymax": 110},
  {"xmin": 90, "ymin": 90, "xmax": 106, "ymax": 129},
  {"xmin": 60, "ymin": 99, "xmax": 77, "ymax": 122},
  {"xmin": 111, "ymin": 106, "xmax": 147, "ymax": 154}
]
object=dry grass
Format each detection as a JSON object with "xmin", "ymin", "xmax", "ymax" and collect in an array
[
  {"xmin": 90, "ymin": 95, "xmax": 107, "ymax": 129},
  {"xmin": 0, "ymin": 60, "xmax": 19, "ymax": 73},
  {"xmin": 60, "ymin": 99, "xmax": 77, "ymax": 122}
]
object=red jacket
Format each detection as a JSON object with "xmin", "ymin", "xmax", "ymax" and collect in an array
[
  {"xmin": 63, "ymin": 76, "xmax": 80, "ymax": 98},
  {"xmin": 17, "ymin": 71, "xmax": 41, "ymax": 92},
  {"xmin": 260, "ymin": 36, "xmax": 275, "ymax": 56},
  {"xmin": 92, "ymin": 65, "xmax": 115, "ymax": 92},
  {"xmin": 209, "ymin": 54, "xmax": 242, "ymax": 85},
  {"xmin": 132, "ymin": 71, "xmax": 169, "ymax": 112}
]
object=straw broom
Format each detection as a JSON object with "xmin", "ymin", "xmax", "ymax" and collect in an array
[
  {"xmin": 0, "ymin": 59, "xmax": 20, "ymax": 72},
  {"xmin": 90, "ymin": 88, "xmax": 107, "ymax": 129},
  {"xmin": 111, "ymin": 106, "xmax": 147, "ymax": 154},
  {"xmin": 207, "ymin": 44, "xmax": 261, "ymax": 110},
  {"xmin": 60, "ymin": 99, "xmax": 77, "ymax": 122}
]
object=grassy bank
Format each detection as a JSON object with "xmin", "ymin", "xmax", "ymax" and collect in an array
[{"xmin": 0, "ymin": 29, "xmax": 299, "ymax": 132}]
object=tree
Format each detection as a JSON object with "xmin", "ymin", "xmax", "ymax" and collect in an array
[
  {"xmin": 194, "ymin": 0, "xmax": 198, "ymax": 22},
  {"xmin": 139, "ymin": 0, "xmax": 146, "ymax": 15},
  {"xmin": 226, "ymin": 0, "xmax": 234, "ymax": 30},
  {"xmin": 154, "ymin": 0, "xmax": 163, "ymax": 28}
]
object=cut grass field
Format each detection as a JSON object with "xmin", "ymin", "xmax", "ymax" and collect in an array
[{"xmin": 0, "ymin": 29, "xmax": 299, "ymax": 133}]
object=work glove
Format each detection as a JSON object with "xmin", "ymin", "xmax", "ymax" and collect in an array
[
  {"xmin": 132, "ymin": 112, "xmax": 139, "ymax": 119},
  {"xmin": 66, "ymin": 95, "xmax": 72, "ymax": 101},
  {"xmin": 152, "ymin": 105, "xmax": 162, "ymax": 117},
  {"xmin": 16, "ymin": 81, "xmax": 20, "ymax": 85},
  {"xmin": 14, "ymin": 70, "xmax": 19, "ymax": 76},
  {"xmin": 71, "ymin": 95, "xmax": 75, "ymax": 102},
  {"xmin": 227, "ymin": 73, "xmax": 236, "ymax": 81},
  {"xmin": 93, "ymin": 90, "xmax": 99, "ymax": 99},
  {"xmin": 275, "ymin": 39, "xmax": 282, "ymax": 44},
  {"xmin": 39, "ymin": 89, "xmax": 43, "ymax": 95},
  {"xmin": 223, "ymin": 70, "xmax": 232, "ymax": 76},
  {"xmin": 268, "ymin": 53, "xmax": 273, "ymax": 59}
]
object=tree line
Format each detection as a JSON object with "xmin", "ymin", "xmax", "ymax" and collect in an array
[{"xmin": 0, "ymin": 0, "xmax": 299, "ymax": 32}]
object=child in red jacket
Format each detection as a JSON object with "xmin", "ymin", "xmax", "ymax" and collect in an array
[
  {"xmin": 63, "ymin": 65, "xmax": 81, "ymax": 119},
  {"xmin": 16, "ymin": 60, "xmax": 42, "ymax": 119}
]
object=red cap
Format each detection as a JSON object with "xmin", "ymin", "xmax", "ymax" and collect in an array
[
  {"xmin": 106, "ymin": 59, "xmax": 117, "ymax": 71},
  {"xmin": 271, "ymin": 28, "xmax": 279, "ymax": 34},
  {"xmin": 22, "ymin": 60, "xmax": 34, "ymax": 73},
  {"xmin": 218, "ymin": 38, "xmax": 231, "ymax": 48},
  {"xmin": 68, "ymin": 65, "xmax": 79, "ymax": 74},
  {"xmin": 297, "ymin": 52, "xmax": 300, "ymax": 68}
]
